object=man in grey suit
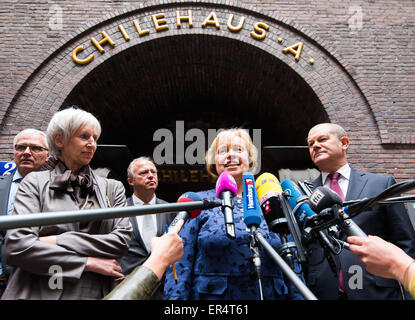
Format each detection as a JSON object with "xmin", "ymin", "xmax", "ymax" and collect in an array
[
  {"xmin": 120, "ymin": 156, "xmax": 175, "ymax": 299},
  {"xmin": 0, "ymin": 128, "xmax": 49, "ymax": 295},
  {"xmin": 305, "ymin": 123, "xmax": 415, "ymax": 300}
]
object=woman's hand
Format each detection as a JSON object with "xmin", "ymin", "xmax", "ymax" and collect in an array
[
  {"xmin": 38, "ymin": 236, "xmax": 57, "ymax": 245},
  {"xmin": 84, "ymin": 257, "xmax": 124, "ymax": 278}
]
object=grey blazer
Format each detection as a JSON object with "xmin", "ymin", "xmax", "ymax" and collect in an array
[{"xmin": 1, "ymin": 165, "xmax": 132, "ymax": 300}]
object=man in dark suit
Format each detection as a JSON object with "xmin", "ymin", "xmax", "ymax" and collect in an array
[
  {"xmin": 120, "ymin": 156, "xmax": 175, "ymax": 299},
  {"xmin": 305, "ymin": 123, "xmax": 415, "ymax": 300},
  {"xmin": 0, "ymin": 128, "xmax": 49, "ymax": 296}
]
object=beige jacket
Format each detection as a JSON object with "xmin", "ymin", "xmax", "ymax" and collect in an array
[{"xmin": 1, "ymin": 164, "xmax": 132, "ymax": 300}]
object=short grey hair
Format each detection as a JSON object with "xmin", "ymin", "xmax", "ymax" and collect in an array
[
  {"xmin": 13, "ymin": 128, "xmax": 49, "ymax": 151},
  {"xmin": 127, "ymin": 156, "xmax": 155, "ymax": 180},
  {"xmin": 46, "ymin": 107, "xmax": 101, "ymax": 157}
]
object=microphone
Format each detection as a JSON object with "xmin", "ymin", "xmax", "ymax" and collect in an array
[
  {"xmin": 169, "ymin": 192, "xmax": 203, "ymax": 229},
  {"xmin": 242, "ymin": 172, "xmax": 263, "ymax": 299},
  {"xmin": 309, "ymin": 186, "xmax": 367, "ymax": 238},
  {"xmin": 281, "ymin": 179, "xmax": 343, "ymax": 261},
  {"xmin": 216, "ymin": 172, "xmax": 238, "ymax": 239},
  {"xmin": 256, "ymin": 173, "xmax": 296, "ymax": 268},
  {"xmin": 242, "ymin": 172, "xmax": 262, "ymax": 229},
  {"xmin": 281, "ymin": 179, "xmax": 316, "ymax": 227}
]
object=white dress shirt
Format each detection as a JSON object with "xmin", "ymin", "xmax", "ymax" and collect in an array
[
  {"xmin": 321, "ymin": 163, "xmax": 351, "ymax": 200},
  {"xmin": 7, "ymin": 170, "xmax": 23, "ymax": 215},
  {"xmin": 132, "ymin": 194, "xmax": 158, "ymax": 238}
]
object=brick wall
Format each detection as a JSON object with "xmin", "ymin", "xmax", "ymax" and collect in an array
[{"xmin": 0, "ymin": 0, "xmax": 414, "ymax": 182}]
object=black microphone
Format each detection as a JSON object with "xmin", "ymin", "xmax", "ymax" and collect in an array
[
  {"xmin": 256, "ymin": 173, "xmax": 297, "ymax": 268},
  {"xmin": 216, "ymin": 172, "xmax": 238, "ymax": 239},
  {"xmin": 309, "ymin": 186, "xmax": 367, "ymax": 238}
]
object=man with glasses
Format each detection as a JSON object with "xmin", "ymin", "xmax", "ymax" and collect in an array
[
  {"xmin": 120, "ymin": 156, "xmax": 175, "ymax": 299},
  {"xmin": 0, "ymin": 128, "xmax": 49, "ymax": 295}
]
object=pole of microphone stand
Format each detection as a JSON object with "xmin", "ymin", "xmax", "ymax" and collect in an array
[
  {"xmin": 254, "ymin": 230, "xmax": 318, "ymax": 300},
  {"xmin": 249, "ymin": 226, "xmax": 264, "ymax": 300},
  {"xmin": 0, "ymin": 200, "xmax": 221, "ymax": 230}
]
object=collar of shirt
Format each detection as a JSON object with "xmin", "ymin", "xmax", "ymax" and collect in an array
[
  {"xmin": 132, "ymin": 194, "xmax": 156, "ymax": 206},
  {"xmin": 13, "ymin": 170, "xmax": 23, "ymax": 182},
  {"xmin": 132, "ymin": 194, "xmax": 158, "ymax": 237},
  {"xmin": 321, "ymin": 163, "xmax": 351, "ymax": 185},
  {"xmin": 321, "ymin": 163, "xmax": 351, "ymax": 199}
]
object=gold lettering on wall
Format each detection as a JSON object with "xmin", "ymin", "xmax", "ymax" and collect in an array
[
  {"xmin": 133, "ymin": 19, "xmax": 150, "ymax": 36},
  {"xmin": 201, "ymin": 11, "xmax": 220, "ymax": 29},
  {"xmin": 176, "ymin": 10, "xmax": 193, "ymax": 28},
  {"xmin": 250, "ymin": 22, "xmax": 269, "ymax": 40},
  {"xmin": 72, "ymin": 45, "xmax": 94, "ymax": 64},
  {"xmin": 152, "ymin": 13, "xmax": 169, "ymax": 32},
  {"xmin": 118, "ymin": 25, "xmax": 130, "ymax": 41},
  {"xmin": 90, "ymin": 31, "xmax": 115, "ymax": 53},
  {"xmin": 71, "ymin": 9, "xmax": 316, "ymax": 66},
  {"xmin": 282, "ymin": 42, "xmax": 303, "ymax": 61}
]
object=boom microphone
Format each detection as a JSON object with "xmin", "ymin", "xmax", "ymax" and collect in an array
[
  {"xmin": 281, "ymin": 179, "xmax": 316, "ymax": 227},
  {"xmin": 309, "ymin": 186, "xmax": 367, "ymax": 238},
  {"xmin": 216, "ymin": 172, "xmax": 238, "ymax": 239},
  {"xmin": 169, "ymin": 192, "xmax": 203, "ymax": 229}
]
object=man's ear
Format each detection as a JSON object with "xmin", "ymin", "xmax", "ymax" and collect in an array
[
  {"xmin": 127, "ymin": 177, "xmax": 134, "ymax": 187},
  {"xmin": 340, "ymin": 136, "xmax": 350, "ymax": 151}
]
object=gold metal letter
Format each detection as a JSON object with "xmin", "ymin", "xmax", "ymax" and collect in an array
[
  {"xmin": 227, "ymin": 14, "xmax": 245, "ymax": 32},
  {"xmin": 201, "ymin": 11, "xmax": 220, "ymax": 29},
  {"xmin": 250, "ymin": 22, "xmax": 269, "ymax": 40},
  {"xmin": 152, "ymin": 13, "xmax": 169, "ymax": 32},
  {"xmin": 90, "ymin": 31, "xmax": 115, "ymax": 53},
  {"xmin": 118, "ymin": 24, "xmax": 130, "ymax": 41},
  {"xmin": 133, "ymin": 19, "xmax": 150, "ymax": 36},
  {"xmin": 72, "ymin": 45, "xmax": 94, "ymax": 65},
  {"xmin": 176, "ymin": 10, "xmax": 193, "ymax": 28},
  {"xmin": 282, "ymin": 42, "xmax": 304, "ymax": 61}
]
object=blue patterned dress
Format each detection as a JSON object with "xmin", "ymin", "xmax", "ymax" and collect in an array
[{"xmin": 163, "ymin": 189, "xmax": 305, "ymax": 300}]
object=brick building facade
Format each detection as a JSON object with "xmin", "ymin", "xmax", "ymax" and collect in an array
[{"xmin": 0, "ymin": 0, "xmax": 414, "ymax": 198}]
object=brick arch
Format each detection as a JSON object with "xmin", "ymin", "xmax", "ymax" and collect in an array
[{"xmin": 0, "ymin": 0, "xmax": 382, "ymax": 158}]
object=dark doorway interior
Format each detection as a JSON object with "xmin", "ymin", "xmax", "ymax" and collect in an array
[{"xmin": 63, "ymin": 34, "xmax": 328, "ymax": 202}]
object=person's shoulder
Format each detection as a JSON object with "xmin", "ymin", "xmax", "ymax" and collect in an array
[
  {"xmin": 352, "ymin": 167, "xmax": 391, "ymax": 180},
  {"xmin": 196, "ymin": 188, "xmax": 217, "ymax": 200}
]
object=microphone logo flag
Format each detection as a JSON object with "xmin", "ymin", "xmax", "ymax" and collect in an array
[{"xmin": 245, "ymin": 178, "xmax": 256, "ymax": 210}]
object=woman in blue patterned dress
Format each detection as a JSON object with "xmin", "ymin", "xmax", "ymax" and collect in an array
[{"xmin": 164, "ymin": 128, "xmax": 304, "ymax": 300}]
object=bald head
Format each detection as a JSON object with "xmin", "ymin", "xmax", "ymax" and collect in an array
[{"xmin": 307, "ymin": 123, "xmax": 349, "ymax": 173}]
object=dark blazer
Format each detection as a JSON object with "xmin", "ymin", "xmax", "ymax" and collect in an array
[
  {"xmin": 120, "ymin": 196, "xmax": 175, "ymax": 299},
  {"xmin": 0, "ymin": 174, "xmax": 14, "ymax": 282},
  {"xmin": 306, "ymin": 166, "xmax": 415, "ymax": 300}
]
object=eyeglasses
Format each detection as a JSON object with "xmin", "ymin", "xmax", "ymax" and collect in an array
[{"xmin": 14, "ymin": 144, "xmax": 48, "ymax": 154}]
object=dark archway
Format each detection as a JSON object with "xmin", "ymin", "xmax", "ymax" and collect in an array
[{"xmin": 63, "ymin": 34, "xmax": 327, "ymax": 201}]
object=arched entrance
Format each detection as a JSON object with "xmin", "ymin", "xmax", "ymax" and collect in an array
[
  {"xmin": 0, "ymin": 1, "xmax": 378, "ymax": 201},
  {"xmin": 63, "ymin": 34, "xmax": 327, "ymax": 200}
]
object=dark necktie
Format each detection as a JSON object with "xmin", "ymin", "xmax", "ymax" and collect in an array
[
  {"xmin": 328, "ymin": 171, "xmax": 346, "ymax": 293},
  {"xmin": 329, "ymin": 172, "xmax": 345, "ymax": 202}
]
